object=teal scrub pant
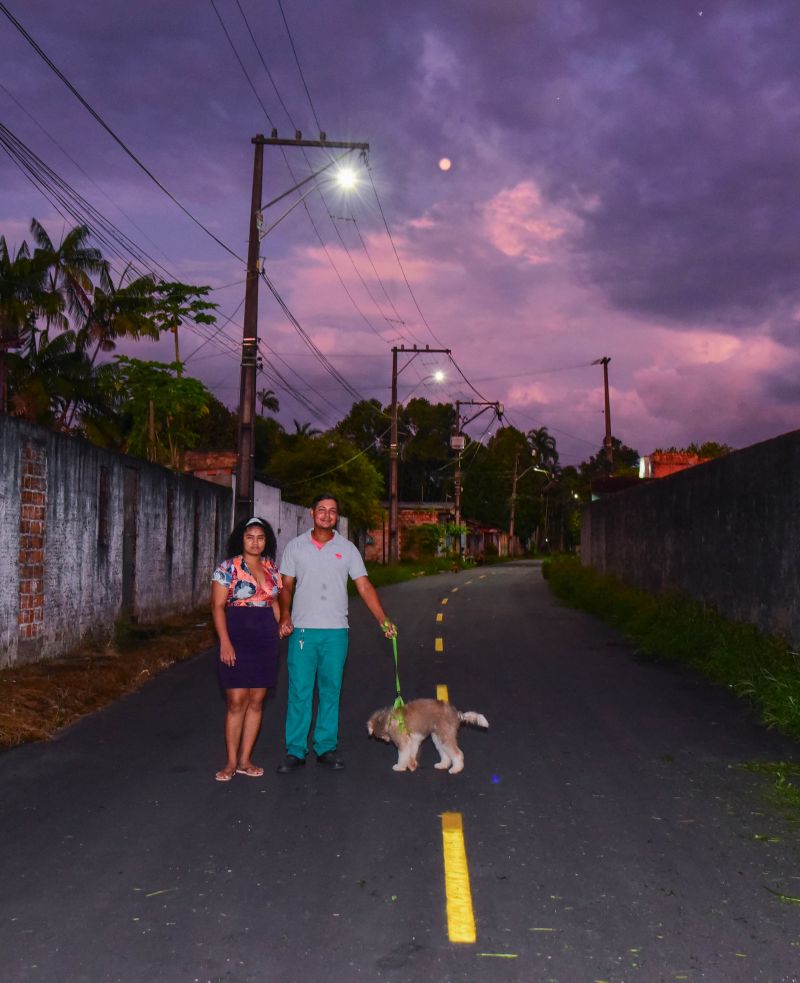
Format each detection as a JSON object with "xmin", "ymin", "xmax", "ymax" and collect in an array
[{"xmin": 285, "ymin": 628, "xmax": 349, "ymax": 758}]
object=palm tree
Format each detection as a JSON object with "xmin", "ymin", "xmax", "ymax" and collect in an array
[
  {"xmin": 7, "ymin": 328, "xmax": 106, "ymax": 427},
  {"xmin": 29, "ymin": 219, "xmax": 103, "ymax": 331},
  {"xmin": 0, "ymin": 236, "xmax": 54, "ymax": 412},
  {"xmin": 292, "ymin": 419, "xmax": 320, "ymax": 437},
  {"xmin": 527, "ymin": 426, "xmax": 560, "ymax": 473},
  {"xmin": 76, "ymin": 262, "xmax": 162, "ymax": 366},
  {"xmin": 257, "ymin": 387, "xmax": 280, "ymax": 416}
]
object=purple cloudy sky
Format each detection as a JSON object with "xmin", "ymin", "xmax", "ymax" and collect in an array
[{"xmin": 2, "ymin": 0, "xmax": 799, "ymax": 465}]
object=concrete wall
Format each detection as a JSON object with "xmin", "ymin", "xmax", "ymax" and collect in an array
[
  {"xmin": 251, "ymin": 480, "xmax": 349, "ymax": 560},
  {"xmin": 1, "ymin": 415, "xmax": 231, "ymax": 668},
  {"xmin": 581, "ymin": 429, "xmax": 800, "ymax": 645}
]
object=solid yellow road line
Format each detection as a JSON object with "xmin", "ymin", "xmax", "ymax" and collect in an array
[
  {"xmin": 437, "ymin": 684, "xmax": 449, "ymax": 702},
  {"xmin": 441, "ymin": 812, "xmax": 476, "ymax": 944},
  {"xmin": 435, "ymin": 637, "xmax": 444, "ymax": 652},
  {"xmin": 436, "ymin": 612, "xmax": 443, "ymax": 622}
]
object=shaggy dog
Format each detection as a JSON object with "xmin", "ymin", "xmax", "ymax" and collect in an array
[{"xmin": 367, "ymin": 698, "xmax": 489, "ymax": 774}]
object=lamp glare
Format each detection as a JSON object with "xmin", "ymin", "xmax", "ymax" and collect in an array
[{"xmin": 336, "ymin": 167, "xmax": 357, "ymax": 190}]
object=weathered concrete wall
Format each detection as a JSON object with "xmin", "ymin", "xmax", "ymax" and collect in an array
[
  {"xmin": 1, "ymin": 416, "xmax": 231, "ymax": 668},
  {"xmin": 250, "ymin": 481, "xmax": 349, "ymax": 560},
  {"xmin": 581, "ymin": 430, "xmax": 800, "ymax": 645}
]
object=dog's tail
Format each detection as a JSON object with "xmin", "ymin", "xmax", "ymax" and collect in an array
[{"xmin": 458, "ymin": 711, "xmax": 489, "ymax": 729}]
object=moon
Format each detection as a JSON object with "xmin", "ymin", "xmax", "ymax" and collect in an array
[{"xmin": 438, "ymin": 157, "xmax": 452, "ymax": 172}]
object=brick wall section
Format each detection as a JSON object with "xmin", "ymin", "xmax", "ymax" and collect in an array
[
  {"xmin": 18, "ymin": 442, "xmax": 46, "ymax": 639},
  {"xmin": 0, "ymin": 416, "xmax": 232, "ymax": 668}
]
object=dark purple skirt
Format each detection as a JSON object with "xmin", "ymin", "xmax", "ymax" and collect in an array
[{"xmin": 218, "ymin": 605, "xmax": 279, "ymax": 690}]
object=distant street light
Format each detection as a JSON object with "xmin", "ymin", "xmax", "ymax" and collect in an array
[
  {"xmin": 389, "ymin": 346, "xmax": 451, "ymax": 563},
  {"xmin": 509, "ymin": 450, "xmax": 551, "ymax": 546}
]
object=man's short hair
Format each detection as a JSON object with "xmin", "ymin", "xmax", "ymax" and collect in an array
[{"xmin": 311, "ymin": 493, "xmax": 339, "ymax": 510}]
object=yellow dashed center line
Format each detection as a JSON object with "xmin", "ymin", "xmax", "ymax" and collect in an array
[
  {"xmin": 441, "ymin": 598, "xmax": 449, "ymax": 605},
  {"xmin": 479, "ymin": 574, "xmax": 487, "ymax": 580},
  {"xmin": 435, "ymin": 637, "xmax": 444, "ymax": 653},
  {"xmin": 436, "ymin": 612, "xmax": 443, "ymax": 622},
  {"xmin": 451, "ymin": 587, "xmax": 459, "ymax": 593},
  {"xmin": 441, "ymin": 812, "xmax": 476, "ymax": 943},
  {"xmin": 436, "ymin": 684, "xmax": 449, "ymax": 702}
]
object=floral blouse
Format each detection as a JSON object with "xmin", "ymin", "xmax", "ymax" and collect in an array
[{"xmin": 212, "ymin": 555, "xmax": 282, "ymax": 607}]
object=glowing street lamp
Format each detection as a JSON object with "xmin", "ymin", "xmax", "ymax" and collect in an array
[
  {"xmin": 235, "ymin": 131, "xmax": 369, "ymax": 524},
  {"xmin": 389, "ymin": 346, "xmax": 451, "ymax": 563}
]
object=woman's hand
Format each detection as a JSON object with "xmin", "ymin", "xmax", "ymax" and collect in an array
[
  {"xmin": 219, "ymin": 639, "xmax": 236, "ymax": 666},
  {"xmin": 278, "ymin": 617, "xmax": 294, "ymax": 639}
]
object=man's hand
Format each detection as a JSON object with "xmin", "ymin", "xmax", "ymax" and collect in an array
[
  {"xmin": 381, "ymin": 619, "xmax": 397, "ymax": 639},
  {"xmin": 278, "ymin": 618, "xmax": 294, "ymax": 638}
]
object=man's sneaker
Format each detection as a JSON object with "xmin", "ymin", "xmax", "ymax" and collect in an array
[
  {"xmin": 276, "ymin": 754, "xmax": 306, "ymax": 774},
  {"xmin": 316, "ymin": 750, "xmax": 345, "ymax": 770}
]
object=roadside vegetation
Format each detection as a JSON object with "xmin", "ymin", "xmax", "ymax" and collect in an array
[
  {"xmin": 543, "ymin": 555, "xmax": 800, "ymax": 740},
  {"xmin": 543, "ymin": 555, "xmax": 800, "ymax": 818}
]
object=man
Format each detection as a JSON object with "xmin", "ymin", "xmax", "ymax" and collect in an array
[{"xmin": 277, "ymin": 494, "xmax": 396, "ymax": 772}]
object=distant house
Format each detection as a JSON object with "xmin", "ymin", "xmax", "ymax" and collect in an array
[
  {"xmin": 365, "ymin": 502, "xmax": 454, "ymax": 563},
  {"xmin": 181, "ymin": 450, "xmax": 237, "ymax": 487},
  {"xmin": 639, "ymin": 451, "xmax": 714, "ymax": 479},
  {"xmin": 365, "ymin": 504, "xmax": 509, "ymax": 563}
]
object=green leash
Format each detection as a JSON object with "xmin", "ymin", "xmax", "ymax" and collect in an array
[
  {"xmin": 383, "ymin": 621, "xmax": 406, "ymax": 731},
  {"xmin": 390, "ymin": 633, "xmax": 404, "ymax": 710}
]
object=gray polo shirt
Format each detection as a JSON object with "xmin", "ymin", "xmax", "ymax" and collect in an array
[{"xmin": 279, "ymin": 529, "xmax": 368, "ymax": 629}]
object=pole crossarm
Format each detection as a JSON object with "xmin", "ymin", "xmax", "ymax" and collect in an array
[
  {"xmin": 454, "ymin": 399, "xmax": 503, "ymax": 431},
  {"xmin": 255, "ymin": 131, "xmax": 369, "ymax": 152}
]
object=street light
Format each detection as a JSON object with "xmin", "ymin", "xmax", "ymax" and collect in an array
[
  {"xmin": 389, "ymin": 346, "xmax": 451, "ymax": 563},
  {"xmin": 509, "ymin": 450, "xmax": 551, "ymax": 547},
  {"xmin": 234, "ymin": 132, "xmax": 369, "ymax": 525}
]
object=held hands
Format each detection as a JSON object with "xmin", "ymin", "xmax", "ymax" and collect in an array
[
  {"xmin": 278, "ymin": 618, "xmax": 294, "ymax": 639},
  {"xmin": 381, "ymin": 619, "xmax": 398, "ymax": 639}
]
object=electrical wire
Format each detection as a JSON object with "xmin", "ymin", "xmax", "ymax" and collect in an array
[{"xmin": 0, "ymin": 1, "xmax": 245, "ymax": 265}]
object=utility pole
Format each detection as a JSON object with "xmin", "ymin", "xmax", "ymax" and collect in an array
[
  {"xmin": 234, "ymin": 131, "xmax": 369, "ymax": 525},
  {"xmin": 592, "ymin": 356, "xmax": 613, "ymax": 466},
  {"xmin": 451, "ymin": 399, "xmax": 503, "ymax": 555},
  {"xmin": 509, "ymin": 453, "xmax": 519, "ymax": 543},
  {"xmin": 509, "ymin": 449, "xmax": 548, "ymax": 553},
  {"xmin": 389, "ymin": 344, "xmax": 450, "ymax": 563}
]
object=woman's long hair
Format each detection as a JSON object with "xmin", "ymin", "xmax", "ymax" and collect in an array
[{"xmin": 226, "ymin": 516, "xmax": 277, "ymax": 561}]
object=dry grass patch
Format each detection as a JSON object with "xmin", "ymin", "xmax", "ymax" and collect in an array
[{"xmin": 0, "ymin": 611, "xmax": 215, "ymax": 749}]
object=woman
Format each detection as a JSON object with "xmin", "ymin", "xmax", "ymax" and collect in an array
[{"xmin": 211, "ymin": 516, "xmax": 282, "ymax": 781}]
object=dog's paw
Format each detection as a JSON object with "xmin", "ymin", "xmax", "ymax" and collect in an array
[
  {"xmin": 392, "ymin": 763, "xmax": 407, "ymax": 771},
  {"xmin": 448, "ymin": 762, "xmax": 464, "ymax": 774},
  {"xmin": 434, "ymin": 761, "xmax": 450, "ymax": 770}
]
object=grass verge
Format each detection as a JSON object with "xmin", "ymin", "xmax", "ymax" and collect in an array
[
  {"xmin": 543, "ymin": 555, "xmax": 800, "ymax": 822},
  {"xmin": 0, "ymin": 610, "xmax": 214, "ymax": 750},
  {"xmin": 543, "ymin": 555, "xmax": 800, "ymax": 741}
]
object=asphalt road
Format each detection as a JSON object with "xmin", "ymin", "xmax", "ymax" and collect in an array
[{"xmin": 2, "ymin": 560, "xmax": 800, "ymax": 983}]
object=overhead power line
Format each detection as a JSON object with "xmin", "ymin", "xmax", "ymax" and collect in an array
[{"xmin": 0, "ymin": 1, "xmax": 244, "ymax": 264}]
